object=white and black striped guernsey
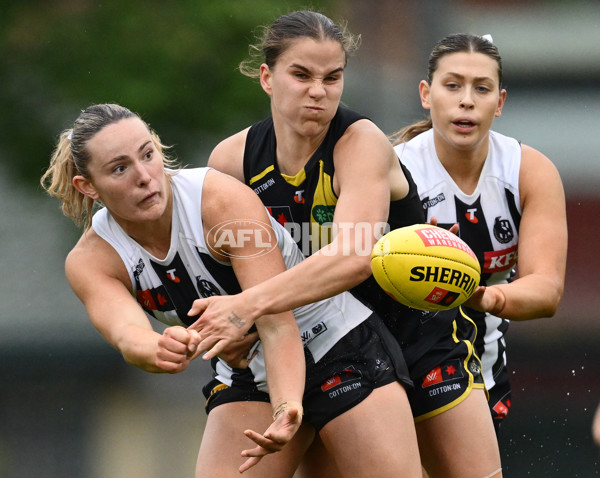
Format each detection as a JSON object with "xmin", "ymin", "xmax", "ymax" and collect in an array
[
  {"xmin": 92, "ymin": 167, "xmax": 371, "ymax": 393},
  {"xmin": 396, "ymin": 129, "xmax": 521, "ymax": 394}
]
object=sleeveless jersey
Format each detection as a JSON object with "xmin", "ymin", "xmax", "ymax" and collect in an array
[
  {"xmin": 243, "ymin": 107, "xmax": 460, "ymax": 377},
  {"xmin": 396, "ymin": 129, "xmax": 521, "ymax": 391},
  {"xmin": 92, "ymin": 167, "xmax": 372, "ymax": 392}
]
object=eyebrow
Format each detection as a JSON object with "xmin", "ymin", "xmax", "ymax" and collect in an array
[
  {"xmin": 442, "ymin": 72, "xmax": 494, "ymax": 83},
  {"xmin": 108, "ymin": 140, "xmax": 153, "ymax": 165},
  {"xmin": 289, "ymin": 63, "xmax": 344, "ymax": 76}
]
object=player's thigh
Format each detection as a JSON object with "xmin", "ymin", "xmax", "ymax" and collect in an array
[
  {"xmin": 415, "ymin": 389, "xmax": 502, "ymax": 478},
  {"xmin": 318, "ymin": 382, "xmax": 421, "ymax": 478},
  {"xmin": 295, "ymin": 433, "xmax": 337, "ymax": 478},
  {"xmin": 195, "ymin": 401, "xmax": 312, "ymax": 478}
]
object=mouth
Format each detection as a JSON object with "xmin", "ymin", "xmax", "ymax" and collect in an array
[
  {"xmin": 454, "ymin": 119, "xmax": 475, "ymax": 127},
  {"xmin": 141, "ymin": 191, "xmax": 159, "ymax": 204},
  {"xmin": 452, "ymin": 119, "xmax": 477, "ymax": 132}
]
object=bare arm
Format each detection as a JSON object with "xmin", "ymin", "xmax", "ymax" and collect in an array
[
  {"xmin": 465, "ymin": 144, "xmax": 567, "ymax": 320},
  {"xmin": 201, "ymin": 170, "xmax": 304, "ymax": 470},
  {"xmin": 66, "ymin": 232, "xmax": 201, "ymax": 373},
  {"xmin": 194, "ymin": 120, "xmax": 401, "ymax": 346},
  {"xmin": 593, "ymin": 402, "xmax": 600, "ymax": 447}
]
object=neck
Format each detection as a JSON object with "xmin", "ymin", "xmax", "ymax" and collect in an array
[
  {"xmin": 433, "ymin": 135, "xmax": 489, "ymax": 195},
  {"xmin": 123, "ymin": 186, "xmax": 173, "ymax": 260},
  {"xmin": 272, "ymin": 117, "xmax": 329, "ymax": 176}
]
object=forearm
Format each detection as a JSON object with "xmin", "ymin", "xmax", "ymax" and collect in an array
[
  {"xmin": 257, "ymin": 316, "xmax": 305, "ymax": 412},
  {"xmin": 486, "ymin": 274, "xmax": 564, "ymax": 321},
  {"xmin": 244, "ymin": 243, "xmax": 371, "ymax": 322},
  {"xmin": 109, "ymin": 324, "xmax": 166, "ymax": 373}
]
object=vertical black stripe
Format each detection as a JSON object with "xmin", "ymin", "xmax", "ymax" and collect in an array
[
  {"xmin": 505, "ymin": 188, "xmax": 522, "ymax": 232},
  {"xmin": 150, "ymin": 253, "xmax": 200, "ymax": 326},
  {"xmin": 196, "ymin": 249, "xmax": 242, "ymax": 295}
]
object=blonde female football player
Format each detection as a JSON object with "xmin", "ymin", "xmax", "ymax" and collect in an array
[{"xmin": 41, "ymin": 102, "xmax": 422, "ymax": 477}]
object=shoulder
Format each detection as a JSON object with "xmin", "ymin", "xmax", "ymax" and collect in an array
[
  {"xmin": 393, "ymin": 130, "xmax": 433, "ymax": 170},
  {"xmin": 202, "ymin": 168, "xmax": 258, "ymax": 214},
  {"xmin": 338, "ymin": 118, "xmax": 392, "ymax": 151},
  {"xmin": 520, "ymin": 143, "xmax": 555, "ymax": 169},
  {"xmin": 66, "ymin": 229, "xmax": 130, "ymax": 290},
  {"xmin": 336, "ymin": 106, "xmax": 369, "ymax": 124},
  {"xmin": 519, "ymin": 143, "xmax": 564, "ymax": 197},
  {"xmin": 333, "ymin": 118, "xmax": 403, "ymax": 193},
  {"xmin": 207, "ymin": 127, "xmax": 250, "ymax": 181},
  {"xmin": 520, "ymin": 143, "xmax": 560, "ymax": 178},
  {"xmin": 170, "ymin": 167, "xmax": 210, "ymax": 189}
]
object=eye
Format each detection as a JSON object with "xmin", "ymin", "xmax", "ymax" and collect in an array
[
  {"xmin": 293, "ymin": 71, "xmax": 309, "ymax": 80},
  {"xmin": 445, "ymin": 82, "xmax": 460, "ymax": 90},
  {"xmin": 112, "ymin": 164, "xmax": 126, "ymax": 174},
  {"xmin": 144, "ymin": 149, "xmax": 153, "ymax": 160},
  {"xmin": 475, "ymin": 85, "xmax": 492, "ymax": 93},
  {"xmin": 324, "ymin": 74, "xmax": 341, "ymax": 84}
]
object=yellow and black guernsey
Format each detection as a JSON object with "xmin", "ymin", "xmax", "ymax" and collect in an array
[
  {"xmin": 244, "ymin": 108, "xmax": 361, "ymax": 257},
  {"xmin": 243, "ymin": 107, "xmax": 472, "ymax": 389}
]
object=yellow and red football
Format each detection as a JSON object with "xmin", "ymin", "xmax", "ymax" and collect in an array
[{"xmin": 371, "ymin": 224, "xmax": 481, "ymax": 311}]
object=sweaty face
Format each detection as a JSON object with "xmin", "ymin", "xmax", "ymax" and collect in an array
[
  {"xmin": 82, "ymin": 117, "xmax": 170, "ymax": 226},
  {"xmin": 261, "ymin": 37, "xmax": 346, "ymax": 138},
  {"xmin": 422, "ymin": 51, "xmax": 506, "ymax": 155}
]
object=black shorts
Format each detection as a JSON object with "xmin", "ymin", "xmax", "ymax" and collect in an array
[
  {"xmin": 405, "ymin": 307, "xmax": 485, "ymax": 421},
  {"xmin": 202, "ymin": 313, "xmax": 412, "ymax": 431},
  {"xmin": 487, "ymin": 364, "xmax": 512, "ymax": 432}
]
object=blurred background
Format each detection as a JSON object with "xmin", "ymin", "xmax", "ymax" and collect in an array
[{"xmin": 1, "ymin": 0, "xmax": 598, "ymax": 476}]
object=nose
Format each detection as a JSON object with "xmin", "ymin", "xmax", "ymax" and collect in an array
[
  {"xmin": 459, "ymin": 88, "xmax": 475, "ymax": 109},
  {"xmin": 134, "ymin": 161, "xmax": 152, "ymax": 186},
  {"xmin": 308, "ymin": 79, "xmax": 326, "ymax": 98}
]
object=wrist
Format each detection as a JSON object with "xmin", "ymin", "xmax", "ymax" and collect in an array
[
  {"xmin": 244, "ymin": 283, "xmax": 274, "ymax": 319},
  {"xmin": 272, "ymin": 399, "xmax": 304, "ymax": 420}
]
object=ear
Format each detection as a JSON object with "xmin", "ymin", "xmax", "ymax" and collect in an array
[
  {"xmin": 259, "ymin": 63, "xmax": 273, "ymax": 96},
  {"xmin": 419, "ymin": 80, "xmax": 431, "ymax": 110},
  {"xmin": 495, "ymin": 89, "xmax": 507, "ymax": 117},
  {"xmin": 73, "ymin": 175, "xmax": 100, "ymax": 200}
]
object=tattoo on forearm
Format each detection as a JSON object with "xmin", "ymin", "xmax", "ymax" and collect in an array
[{"xmin": 228, "ymin": 311, "xmax": 245, "ymax": 329}]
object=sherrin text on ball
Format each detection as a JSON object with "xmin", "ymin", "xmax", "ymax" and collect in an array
[{"xmin": 371, "ymin": 224, "xmax": 481, "ymax": 311}]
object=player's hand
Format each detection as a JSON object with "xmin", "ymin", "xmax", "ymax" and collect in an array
[
  {"xmin": 155, "ymin": 326, "xmax": 202, "ymax": 373},
  {"xmin": 187, "ymin": 294, "xmax": 256, "ymax": 360},
  {"xmin": 217, "ymin": 332, "xmax": 260, "ymax": 369},
  {"xmin": 464, "ymin": 285, "xmax": 506, "ymax": 316},
  {"xmin": 238, "ymin": 404, "xmax": 303, "ymax": 473},
  {"xmin": 429, "ymin": 216, "xmax": 459, "ymax": 235}
]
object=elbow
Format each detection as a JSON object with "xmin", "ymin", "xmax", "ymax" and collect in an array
[
  {"xmin": 537, "ymin": 281, "xmax": 564, "ymax": 318},
  {"xmin": 544, "ymin": 289, "xmax": 564, "ymax": 318}
]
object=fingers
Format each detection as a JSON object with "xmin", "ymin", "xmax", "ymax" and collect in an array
[
  {"xmin": 217, "ymin": 332, "xmax": 260, "ymax": 368},
  {"xmin": 200, "ymin": 338, "xmax": 230, "ymax": 360},
  {"xmin": 238, "ymin": 331, "xmax": 260, "ymax": 344},
  {"xmin": 243, "ymin": 429, "xmax": 286, "ymax": 451},
  {"xmin": 186, "ymin": 329, "xmax": 202, "ymax": 354},
  {"xmin": 156, "ymin": 326, "xmax": 201, "ymax": 372},
  {"xmin": 463, "ymin": 286, "xmax": 486, "ymax": 311},
  {"xmin": 187, "ymin": 298, "xmax": 209, "ymax": 326},
  {"xmin": 237, "ymin": 406, "xmax": 302, "ymax": 473},
  {"xmin": 238, "ymin": 429, "xmax": 285, "ymax": 474},
  {"xmin": 428, "ymin": 216, "xmax": 460, "ymax": 235},
  {"xmin": 239, "ymin": 455, "xmax": 261, "ymax": 474}
]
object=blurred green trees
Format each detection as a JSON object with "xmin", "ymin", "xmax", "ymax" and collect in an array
[{"xmin": 0, "ymin": 0, "xmax": 333, "ymax": 184}]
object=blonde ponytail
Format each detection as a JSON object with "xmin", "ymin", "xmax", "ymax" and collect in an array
[{"xmin": 41, "ymin": 129, "xmax": 95, "ymax": 229}]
